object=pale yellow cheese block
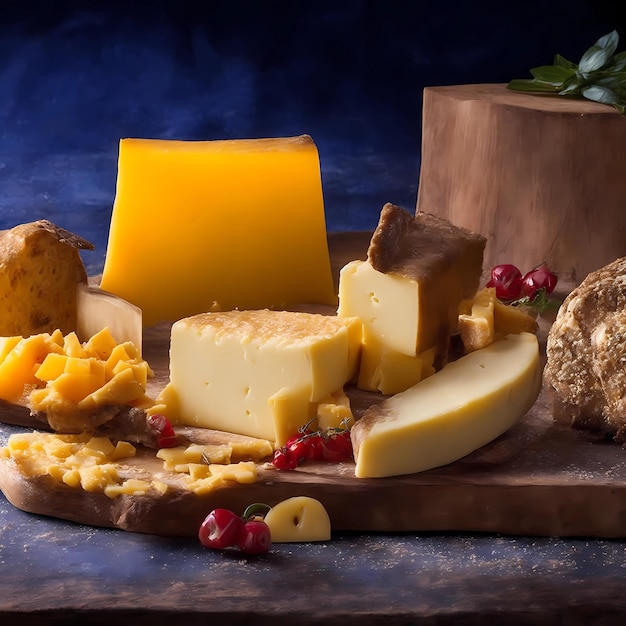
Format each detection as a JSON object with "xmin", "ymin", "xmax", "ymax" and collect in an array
[
  {"xmin": 100, "ymin": 135, "xmax": 336, "ymax": 326},
  {"xmin": 337, "ymin": 259, "xmax": 439, "ymax": 394},
  {"xmin": 351, "ymin": 332, "xmax": 541, "ymax": 478},
  {"xmin": 158, "ymin": 309, "xmax": 362, "ymax": 445}
]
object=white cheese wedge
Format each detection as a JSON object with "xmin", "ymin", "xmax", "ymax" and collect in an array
[
  {"xmin": 76, "ymin": 283, "xmax": 143, "ymax": 353},
  {"xmin": 159, "ymin": 310, "xmax": 361, "ymax": 445},
  {"xmin": 351, "ymin": 332, "xmax": 541, "ymax": 478}
]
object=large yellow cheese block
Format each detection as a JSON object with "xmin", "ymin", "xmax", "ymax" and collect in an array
[
  {"xmin": 350, "ymin": 332, "xmax": 541, "ymax": 478},
  {"xmin": 100, "ymin": 135, "xmax": 336, "ymax": 326},
  {"xmin": 157, "ymin": 309, "xmax": 361, "ymax": 445},
  {"xmin": 338, "ymin": 204, "xmax": 486, "ymax": 394}
]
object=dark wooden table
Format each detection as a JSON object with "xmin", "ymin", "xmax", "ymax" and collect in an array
[
  {"xmin": 3, "ymin": 4, "xmax": 626, "ymax": 622},
  {"xmin": 2, "ymin": 453, "xmax": 626, "ymax": 626}
]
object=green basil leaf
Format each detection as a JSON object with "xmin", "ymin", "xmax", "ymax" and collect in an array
[
  {"xmin": 507, "ymin": 78, "xmax": 560, "ymax": 93},
  {"xmin": 606, "ymin": 50, "xmax": 626, "ymax": 71},
  {"xmin": 530, "ymin": 64, "xmax": 574, "ymax": 85},
  {"xmin": 583, "ymin": 84, "xmax": 619, "ymax": 104},
  {"xmin": 579, "ymin": 30, "xmax": 619, "ymax": 73},
  {"xmin": 596, "ymin": 30, "xmax": 619, "ymax": 53},
  {"xmin": 595, "ymin": 74, "xmax": 624, "ymax": 89},
  {"xmin": 553, "ymin": 53, "xmax": 577, "ymax": 69},
  {"xmin": 559, "ymin": 75, "xmax": 582, "ymax": 95}
]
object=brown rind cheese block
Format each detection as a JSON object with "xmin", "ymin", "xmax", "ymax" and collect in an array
[
  {"xmin": 544, "ymin": 256, "xmax": 626, "ymax": 441},
  {"xmin": 367, "ymin": 203, "xmax": 486, "ymax": 360},
  {"xmin": 0, "ymin": 220, "xmax": 94, "ymax": 336}
]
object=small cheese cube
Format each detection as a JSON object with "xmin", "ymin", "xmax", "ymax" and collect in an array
[
  {"xmin": 100, "ymin": 135, "xmax": 337, "ymax": 325},
  {"xmin": 160, "ymin": 309, "xmax": 361, "ymax": 445},
  {"xmin": 458, "ymin": 287, "xmax": 496, "ymax": 353}
]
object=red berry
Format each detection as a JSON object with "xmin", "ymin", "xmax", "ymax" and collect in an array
[
  {"xmin": 238, "ymin": 519, "xmax": 272, "ymax": 555},
  {"xmin": 285, "ymin": 434, "xmax": 313, "ymax": 463},
  {"xmin": 198, "ymin": 508, "xmax": 244, "ymax": 550},
  {"xmin": 321, "ymin": 430, "xmax": 353, "ymax": 462},
  {"xmin": 288, "ymin": 432, "xmax": 325, "ymax": 461},
  {"xmin": 147, "ymin": 414, "xmax": 178, "ymax": 448},
  {"xmin": 305, "ymin": 433, "xmax": 325, "ymax": 460},
  {"xmin": 486, "ymin": 264, "xmax": 523, "ymax": 301},
  {"xmin": 521, "ymin": 264, "xmax": 558, "ymax": 299},
  {"xmin": 272, "ymin": 446, "xmax": 299, "ymax": 470}
]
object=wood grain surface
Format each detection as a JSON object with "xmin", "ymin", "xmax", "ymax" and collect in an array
[
  {"xmin": 416, "ymin": 83, "xmax": 626, "ymax": 285},
  {"xmin": 1, "ymin": 231, "xmax": 625, "ymax": 538}
]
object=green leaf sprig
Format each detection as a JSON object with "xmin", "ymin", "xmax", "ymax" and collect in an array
[
  {"xmin": 507, "ymin": 30, "xmax": 626, "ymax": 114},
  {"xmin": 509, "ymin": 287, "xmax": 561, "ymax": 315}
]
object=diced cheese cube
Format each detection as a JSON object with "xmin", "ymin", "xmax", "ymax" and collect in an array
[
  {"xmin": 100, "ymin": 135, "xmax": 337, "ymax": 325},
  {"xmin": 208, "ymin": 461, "xmax": 257, "ymax": 484},
  {"xmin": 0, "ymin": 334, "xmax": 58, "ymax": 401},
  {"xmin": 316, "ymin": 389, "xmax": 353, "ymax": 431},
  {"xmin": 78, "ymin": 463, "xmax": 120, "ymax": 492},
  {"xmin": 83, "ymin": 436, "xmax": 116, "ymax": 457},
  {"xmin": 110, "ymin": 440, "xmax": 137, "ymax": 461},
  {"xmin": 458, "ymin": 287, "xmax": 496, "ymax": 353}
]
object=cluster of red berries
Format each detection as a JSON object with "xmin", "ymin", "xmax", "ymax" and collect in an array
[
  {"xmin": 272, "ymin": 424, "xmax": 353, "ymax": 470},
  {"xmin": 486, "ymin": 263, "xmax": 558, "ymax": 303},
  {"xmin": 198, "ymin": 504, "xmax": 272, "ymax": 555}
]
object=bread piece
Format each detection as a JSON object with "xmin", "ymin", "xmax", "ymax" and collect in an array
[
  {"xmin": 0, "ymin": 220, "xmax": 94, "ymax": 336},
  {"xmin": 544, "ymin": 256, "xmax": 626, "ymax": 441}
]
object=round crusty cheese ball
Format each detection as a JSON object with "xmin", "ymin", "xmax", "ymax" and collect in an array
[{"xmin": 544, "ymin": 256, "xmax": 626, "ymax": 442}]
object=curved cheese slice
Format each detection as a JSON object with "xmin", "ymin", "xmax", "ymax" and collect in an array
[{"xmin": 351, "ymin": 332, "xmax": 541, "ymax": 478}]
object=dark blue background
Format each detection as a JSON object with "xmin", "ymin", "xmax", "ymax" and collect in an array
[{"xmin": 0, "ymin": 0, "xmax": 624, "ymax": 273}]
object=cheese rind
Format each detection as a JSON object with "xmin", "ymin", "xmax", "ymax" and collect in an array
[
  {"xmin": 160, "ymin": 310, "xmax": 361, "ymax": 445},
  {"xmin": 351, "ymin": 333, "xmax": 541, "ymax": 478},
  {"xmin": 100, "ymin": 135, "xmax": 336, "ymax": 325}
]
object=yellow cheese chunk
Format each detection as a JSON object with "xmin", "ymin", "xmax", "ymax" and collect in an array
[
  {"xmin": 351, "ymin": 333, "xmax": 541, "ymax": 478},
  {"xmin": 338, "ymin": 205, "xmax": 485, "ymax": 394},
  {"xmin": 1, "ymin": 432, "xmax": 142, "ymax": 496},
  {"xmin": 316, "ymin": 389, "xmax": 353, "ymax": 431},
  {"xmin": 264, "ymin": 496, "xmax": 332, "ymax": 543},
  {"xmin": 458, "ymin": 287, "xmax": 538, "ymax": 353},
  {"xmin": 493, "ymin": 298, "xmax": 539, "ymax": 336},
  {"xmin": 458, "ymin": 287, "xmax": 496, "ymax": 353},
  {"xmin": 337, "ymin": 260, "xmax": 440, "ymax": 393},
  {"xmin": 100, "ymin": 135, "xmax": 336, "ymax": 326},
  {"xmin": 356, "ymin": 327, "xmax": 436, "ymax": 395},
  {"xmin": 159, "ymin": 309, "xmax": 361, "ymax": 445},
  {"xmin": 0, "ymin": 332, "xmax": 63, "ymax": 401}
]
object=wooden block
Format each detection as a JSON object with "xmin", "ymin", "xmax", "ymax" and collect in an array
[{"xmin": 416, "ymin": 83, "xmax": 626, "ymax": 284}]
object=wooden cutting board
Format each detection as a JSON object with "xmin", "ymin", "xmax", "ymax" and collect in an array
[{"xmin": 1, "ymin": 232, "xmax": 625, "ymax": 539}]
